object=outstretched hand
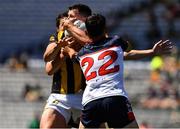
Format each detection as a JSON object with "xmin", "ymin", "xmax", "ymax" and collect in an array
[{"xmin": 153, "ymin": 40, "xmax": 173, "ymax": 55}]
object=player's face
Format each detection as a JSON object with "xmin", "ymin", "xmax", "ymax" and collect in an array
[
  {"xmin": 68, "ymin": 9, "xmax": 85, "ymax": 22},
  {"xmin": 58, "ymin": 17, "xmax": 67, "ymax": 31}
]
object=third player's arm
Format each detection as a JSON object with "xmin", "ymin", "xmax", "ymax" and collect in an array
[
  {"xmin": 124, "ymin": 40, "xmax": 173, "ymax": 60},
  {"xmin": 124, "ymin": 49, "xmax": 154, "ymax": 60}
]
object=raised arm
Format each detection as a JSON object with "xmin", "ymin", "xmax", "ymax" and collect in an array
[
  {"xmin": 45, "ymin": 50, "xmax": 65, "ymax": 76},
  {"xmin": 124, "ymin": 40, "xmax": 173, "ymax": 60},
  {"xmin": 62, "ymin": 19, "xmax": 92, "ymax": 45},
  {"xmin": 43, "ymin": 42, "xmax": 61, "ymax": 62},
  {"xmin": 43, "ymin": 37, "xmax": 70, "ymax": 62}
]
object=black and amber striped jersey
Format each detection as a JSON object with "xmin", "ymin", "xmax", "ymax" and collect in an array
[{"xmin": 49, "ymin": 32, "xmax": 86, "ymax": 94}]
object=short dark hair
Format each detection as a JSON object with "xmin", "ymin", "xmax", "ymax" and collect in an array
[
  {"xmin": 69, "ymin": 4, "xmax": 92, "ymax": 17},
  {"xmin": 56, "ymin": 11, "xmax": 68, "ymax": 28},
  {"xmin": 85, "ymin": 13, "xmax": 106, "ymax": 38}
]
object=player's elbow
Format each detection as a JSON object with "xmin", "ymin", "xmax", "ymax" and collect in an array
[
  {"xmin": 46, "ymin": 69, "xmax": 54, "ymax": 76},
  {"xmin": 45, "ymin": 63, "xmax": 54, "ymax": 76},
  {"xmin": 43, "ymin": 43, "xmax": 57, "ymax": 62},
  {"xmin": 86, "ymin": 38, "xmax": 93, "ymax": 44},
  {"xmin": 44, "ymin": 57, "xmax": 49, "ymax": 63},
  {"xmin": 123, "ymin": 52, "xmax": 129, "ymax": 60},
  {"xmin": 123, "ymin": 51, "xmax": 135, "ymax": 60},
  {"xmin": 84, "ymin": 37, "xmax": 92, "ymax": 44},
  {"xmin": 43, "ymin": 53, "xmax": 51, "ymax": 62},
  {"xmin": 43, "ymin": 53, "xmax": 48, "ymax": 62},
  {"xmin": 79, "ymin": 38, "xmax": 92, "ymax": 45}
]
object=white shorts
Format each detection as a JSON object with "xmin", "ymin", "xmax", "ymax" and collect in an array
[{"xmin": 44, "ymin": 92, "xmax": 83, "ymax": 124}]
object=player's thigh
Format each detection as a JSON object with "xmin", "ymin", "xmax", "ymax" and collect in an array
[
  {"xmin": 40, "ymin": 108, "xmax": 67, "ymax": 128},
  {"xmin": 80, "ymin": 99, "xmax": 103, "ymax": 128},
  {"xmin": 105, "ymin": 96, "xmax": 136, "ymax": 128},
  {"xmin": 44, "ymin": 94, "xmax": 73, "ymax": 124}
]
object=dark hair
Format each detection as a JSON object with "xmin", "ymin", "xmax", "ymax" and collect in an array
[
  {"xmin": 85, "ymin": 13, "xmax": 106, "ymax": 38},
  {"xmin": 69, "ymin": 4, "xmax": 92, "ymax": 17},
  {"xmin": 56, "ymin": 11, "xmax": 68, "ymax": 28}
]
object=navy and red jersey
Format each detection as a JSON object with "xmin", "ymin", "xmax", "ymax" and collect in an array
[{"xmin": 77, "ymin": 35, "xmax": 129, "ymax": 106}]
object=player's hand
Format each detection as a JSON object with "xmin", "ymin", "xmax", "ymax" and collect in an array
[
  {"xmin": 57, "ymin": 38, "xmax": 68, "ymax": 48},
  {"xmin": 62, "ymin": 17, "xmax": 76, "ymax": 29},
  {"xmin": 65, "ymin": 36, "xmax": 75, "ymax": 46},
  {"xmin": 152, "ymin": 40, "xmax": 173, "ymax": 55},
  {"xmin": 59, "ymin": 47, "xmax": 65, "ymax": 59},
  {"xmin": 63, "ymin": 46, "xmax": 77, "ymax": 59},
  {"xmin": 58, "ymin": 37, "xmax": 74, "ymax": 47}
]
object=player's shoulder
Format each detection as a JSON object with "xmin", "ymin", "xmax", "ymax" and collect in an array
[
  {"xmin": 49, "ymin": 33, "xmax": 58, "ymax": 43},
  {"xmin": 77, "ymin": 36, "xmax": 120, "ymax": 57},
  {"xmin": 110, "ymin": 35, "xmax": 129, "ymax": 51},
  {"xmin": 110, "ymin": 35, "xmax": 126, "ymax": 44}
]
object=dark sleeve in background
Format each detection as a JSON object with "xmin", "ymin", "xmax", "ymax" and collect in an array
[{"xmin": 117, "ymin": 37, "xmax": 130, "ymax": 51}]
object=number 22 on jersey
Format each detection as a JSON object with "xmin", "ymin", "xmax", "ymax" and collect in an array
[{"xmin": 80, "ymin": 48, "xmax": 121, "ymax": 81}]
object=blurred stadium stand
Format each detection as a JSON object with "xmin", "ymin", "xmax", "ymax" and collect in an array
[
  {"xmin": 0, "ymin": 0, "xmax": 180, "ymax": 62},
  {"xmin": 0, "ymin": 0, "xmax": 180, "ymax": 128}
]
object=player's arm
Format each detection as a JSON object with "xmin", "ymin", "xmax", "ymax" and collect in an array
[
  {"xmin": 63, "ymin": 46, "xmax": 77, "ymax": 59},
  {"xmin": 43, "ymin": 38, "xmax": 70, "ymax": 62},
  {"xmin": 124, "ymin": 50, "xmax": 154, "ymax": 60},
  {"xmin": 63, "ymin": 19, "xmax": 92, "ymax": 45},
  {"xmin": 66, "ymin": 23, "xmax": 92, "ymax": 45},
  {"xmin": 124, "ymin": 40, "xmax": 173, "ymax": 60},
  {"xmin": 45, "ymin": 51, "xmax": 65, "ymax": 75},
  {"xmin": 43, "ymin": 42, "xmax": 61, "ymax": 62}
]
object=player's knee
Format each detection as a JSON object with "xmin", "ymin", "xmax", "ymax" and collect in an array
[{"xmin": 40, "ymin": 108, "xmax": 67, "ymax": 128}]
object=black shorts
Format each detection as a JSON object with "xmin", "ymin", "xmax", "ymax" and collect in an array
[{"xmin": 80, "ymin": 96, "xmax": 135, "ymax": 128}]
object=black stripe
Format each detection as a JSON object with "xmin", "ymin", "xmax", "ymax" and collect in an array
[
  {"xmin": 81, "ymin": 72, "xmax": 86, "ymax": 90},
  {"xmin": 51, "ymin": 69, "xmax": 61, "ymax": 93},
  {"xmin": 66, "ymin": 58, "xmax": 75, "ymax": 93}
]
